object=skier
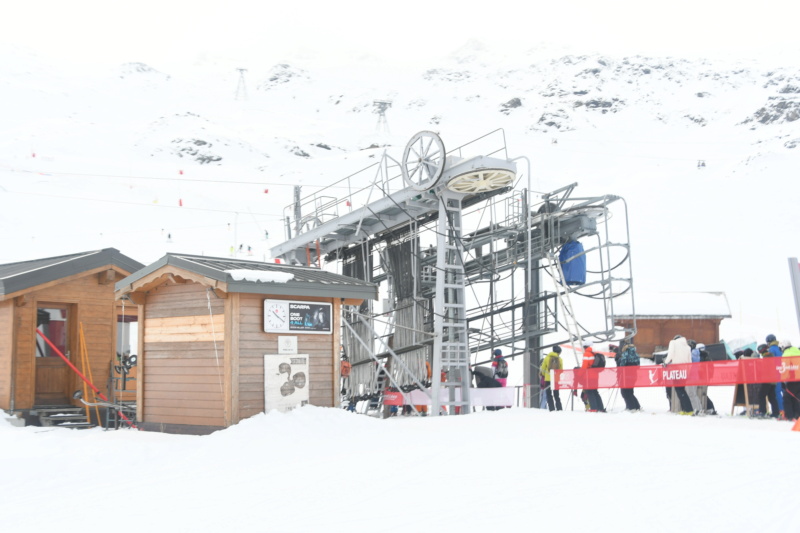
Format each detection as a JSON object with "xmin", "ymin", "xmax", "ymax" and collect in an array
[
  {"xmin": 766, "ymin": 334, "xmax": 786, "ymax": 419},
  {"xmin": 492, "ymin": 349, "xmax": 508, "ymax": 387},
  {"xmin": 616, "ymin": 342, "xmax": 641, "ymax": 411},
  {"xmin": 541, "ymin": 345, "xmax": 563, "ymax": 411},
  {"xmin": 581, "ymin": 341, "xmax": 605, "ymax": 412},
  {"xmin": 779, "ymin": 340, "xmax": 800, "ymax": 421},
  {"xmin": 685, "ymin": 339, "xmax": 702, "ymax": 413},
  {"xmin": 696, "ymin": 344, "xmax": 717, "ymax": 415},
  {"xmin": 473, "ymin": 365, "xmax": 502, "ymax": 411},
  {"xmin": 664, "ymin": 335, "xmax": 695, "ymax": 415},
  {"xmin": 756, "ymin": 343, "xmax": 780, "ymax": 417}
]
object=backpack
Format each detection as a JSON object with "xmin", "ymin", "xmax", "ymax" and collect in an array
[
  {"xmin": 495, "ymin": 358, "xmax": 509, "ymax": 378},
  {"xmin": 591, "ymin": 351, "xmax": 605, "ymax": 368},
  {"xmin": 621, "ymin": 345, "xmax": 640, "ymax": 367},
  {"xmin": 548, "ymin": 355, "xmax": 561, "ymax": 372}
]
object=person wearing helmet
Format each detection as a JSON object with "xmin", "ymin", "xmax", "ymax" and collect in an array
[
  {"xmin": 694, "ymin": 344, "xmax": 717, "ymax": 415},
  {"xmin": 616, "ymin": 342, "xmax": 641, "ymax": 411},
  {"xmin": 756, "ymin": 341, "xmax": 780, "ymax": 418},
  {"xmin": 767, "ymin": 335, "xmax": 787, "ymax": 417},
  {"xmin": 491, "ymin": 349, "xmax": 508, "ymax": 387},
  {"xmin": 766, "ymin": 334, "xmax": 786, "ymax": 419},
  {"xmin": 581, "ymin": 340, "xmax": 605, "ymax": 412},
  {"xmin": 541, "ymin": 345, "xmax": 563, "ymax": 411}
]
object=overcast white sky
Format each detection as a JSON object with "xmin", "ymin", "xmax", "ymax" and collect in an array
[{"xmin": 3, "ymin": 0, "xmax": 800, "ymax": 72}]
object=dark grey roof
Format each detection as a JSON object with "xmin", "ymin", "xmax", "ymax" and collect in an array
[
  {"xmin": 115, "ymin": 253, "xmax": 378, "ymax": 300},
  {"xmin": 0, "ymin": 248, "xmax": 144, "ymax": 298}
]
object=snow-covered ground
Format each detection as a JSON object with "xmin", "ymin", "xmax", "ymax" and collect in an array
[
  {"xmin": 2, "ymin": 392, "xmax": 797, "ymax": 532},
  {"xmin": 2, "ymin": 7, "xmax": 800, "ymax": 531}
]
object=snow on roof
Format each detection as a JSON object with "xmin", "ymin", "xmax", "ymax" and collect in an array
[
  {"xmin": 225, "ymin": 269, "xmax": 294, "ymax": 283},
  {"xmin": 617, "ymin": 291, "xmax": 731, "ymax": 318}
]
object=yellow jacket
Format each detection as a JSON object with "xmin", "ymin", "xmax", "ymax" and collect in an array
[{"xmin": 540, "ymin": 352, "xmax": 563, "ymax": 382}]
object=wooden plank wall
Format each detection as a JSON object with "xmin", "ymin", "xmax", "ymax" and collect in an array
[
  {"xmin": 237, "ymin": 294, "xmax": 336, "ymax": 422},
  {"xmin": 616, "ymin": 318, "xmax": 722, "ymax": 356},
  {"xmin": 12, "ymin": 273, "xmax": 121, "ymax": 409},
  {"xmin": 0, "ymin": 301, "xmax": 13, "ymax": 409},
  {"xmin": 142, "ymin": 282, "xmax": 226, "ymax": 427}
]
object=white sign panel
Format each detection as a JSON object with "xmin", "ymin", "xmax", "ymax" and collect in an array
[
  {"xmin": 264, "ymin": 354, "xmax": 309, "ymax": 413},
  {"xmin": 264, "ymin": 299, "xmax": 332, "ymax": 335},
  {"xmin": 278, "ymin": 336, "xmax": 298, "ymax": 354}
]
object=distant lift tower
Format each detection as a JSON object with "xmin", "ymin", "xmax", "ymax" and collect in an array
[
  {"xmin": 236, "ymin": 68, "xmax": 248, "ymax": 101},
  {"xmin": 374, "ymin": 100, "xmax": 392, "ymax": 134}
]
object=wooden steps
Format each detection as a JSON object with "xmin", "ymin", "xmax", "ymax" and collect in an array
[{"xmin": 33, "ymin": 406, "xmax": 96, "ymax": 429}]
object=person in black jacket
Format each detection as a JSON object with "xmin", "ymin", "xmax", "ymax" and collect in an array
[
  {"xmin": 696, "ymin": 344, "xmax": 717, "ymax": 415},
  {"xmin": 614, "ymin": 343, "xmax": 641, "ymax": 411}
]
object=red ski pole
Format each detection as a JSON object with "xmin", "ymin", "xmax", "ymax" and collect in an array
[{"xmin": 36, "ymin": 329, "xmax": 137, "ymax": 429}]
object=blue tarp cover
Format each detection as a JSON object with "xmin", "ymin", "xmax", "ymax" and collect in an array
[{"xmin": 559, "ymin": 240, "xmax": 586, "ymax": 285}]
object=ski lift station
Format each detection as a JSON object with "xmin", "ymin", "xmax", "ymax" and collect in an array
[
  {"xmin": 270, "ymin": 129, "xmax": 636, "ymax": 417},
  {"xmin": 0, "ymin": 129, "xmax": 636, "ymax": 432}
]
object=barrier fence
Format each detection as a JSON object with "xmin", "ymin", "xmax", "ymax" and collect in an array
[
  {"xmin": 382, "ymin": 387, "xmax": 515, "ymax": 407},
  {"xmin": 554, "ymin": 356, "xmax": 800, "ymax": 390}
]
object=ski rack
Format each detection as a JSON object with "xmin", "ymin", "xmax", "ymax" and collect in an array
[{"xmin": 270, "ymin": 129, "xmax": 636, "ymax": 415}]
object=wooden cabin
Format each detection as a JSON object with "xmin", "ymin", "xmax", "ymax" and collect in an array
[
  {"xmin": 615, "ymin": 291, "xmax": 731, "ymax": 356},
  {"xmin": 0, "ymin": 249, "xmax": 144, "ymax": 417},
  {"xmin": 114, "ymin": 253, "xmax": 377, "ymax": 435}
]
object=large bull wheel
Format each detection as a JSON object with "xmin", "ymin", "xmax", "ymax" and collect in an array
[{"xmin": 401, "ymin": 131, "xmax": 445, "ymax": 191}]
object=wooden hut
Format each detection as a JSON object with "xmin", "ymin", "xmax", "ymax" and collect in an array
[
  {"xmin": 0, "ymin": 249, "xmax": 144, "ymax": 416},
  {"xmin": 114, "ymin": 253, "xmax": 377, "ymax": 435},
  {"xmin": 614, "ymin": 291, "xmax": 731, "ymax": 356}
]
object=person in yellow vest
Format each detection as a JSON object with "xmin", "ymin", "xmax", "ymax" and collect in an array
[
  {"xmin": 540, "ymin": 345, "xmax": 563, "ymax": 411},
  {"xmin": 779, "ymin": 340, "xmax": 800, "ymax": 421}
]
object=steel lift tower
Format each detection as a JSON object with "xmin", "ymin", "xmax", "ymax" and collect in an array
[{"xmin": 270, "ymin": 130, "xmax": 636, "ymax": 416}]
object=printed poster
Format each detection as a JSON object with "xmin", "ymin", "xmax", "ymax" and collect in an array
[{"xmin": 264, "ymin": 354, "xmax": 309, "ymax": 412}]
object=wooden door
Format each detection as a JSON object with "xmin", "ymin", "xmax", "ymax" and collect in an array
[{"xmin": 34, "ymin": 305, "xmax": 75, "ymax": 405}]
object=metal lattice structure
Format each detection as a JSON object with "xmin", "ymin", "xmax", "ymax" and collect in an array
[{"xmin": 270, "ymin": 129, "xmax": 636, "ymax": 416}]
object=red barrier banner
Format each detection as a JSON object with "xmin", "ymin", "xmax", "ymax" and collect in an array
[
  {"xmin": 383, "ymin": 388, "xmax": 515, "ymax": 406},
  {"xmin": 554, "ymin": 356, "xmax": 800, "ymax": 390}
]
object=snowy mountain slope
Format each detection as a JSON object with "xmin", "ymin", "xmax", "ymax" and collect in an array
[{"xmin": 1, "ymin": 44, "xmax": 799, "ymax": 344}]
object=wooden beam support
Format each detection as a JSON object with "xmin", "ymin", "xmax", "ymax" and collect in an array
[
  {"xmin": 212, "ymin": 288, "xmax": 228, "ymax": 300},
  {"xmin": 124, "ymin": 292, "xmax": 146, "ymax": 306},
  {"xmin": 118, "ymin": 266, "xmax": 230, "ymax": 300},
  {"xmin": 14, "ymin": 295, "xmax": 29, "ymax": 307},
  {"xmin": 98, "ymin": 269, "xmax": 116, "ymax": 285}
]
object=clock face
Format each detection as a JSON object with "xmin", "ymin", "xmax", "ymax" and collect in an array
[{"xmin": 265, "ymin": 301, "xmax": 289, "ymax": 331}]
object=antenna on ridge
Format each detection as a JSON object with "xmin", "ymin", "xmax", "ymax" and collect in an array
[
  {"xmin": 373, "ymin": 100, "xmax": 392, "ymax": 133},
  {"xmin": 236, "ymin": 68, "xmax": 248, "ymax": 101}
]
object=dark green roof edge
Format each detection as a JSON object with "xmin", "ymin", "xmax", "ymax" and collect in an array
[
  {"xmin": 116, "ymin": 253, "xmax": 378, "ymax": 301},
  {"xmin": 0, "ymin": 248, "xmax": 144, "ymax": 297}
]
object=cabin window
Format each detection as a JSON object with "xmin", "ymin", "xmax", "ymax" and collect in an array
[
  {"xmin": 116, "ymin": 314, "xmax": 139, "ymax": 360},
  {"xmin": 36, "ymin": 307, "xmax": 69, "ymax": 358}
]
